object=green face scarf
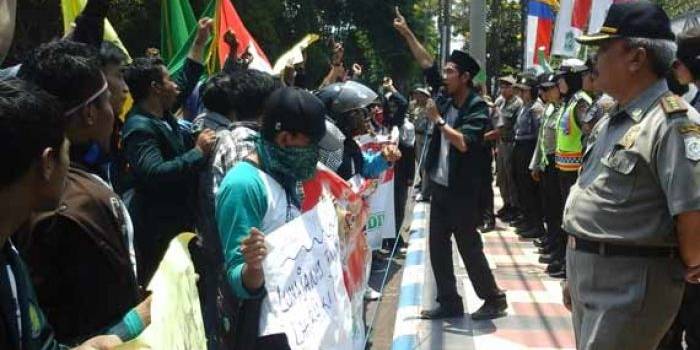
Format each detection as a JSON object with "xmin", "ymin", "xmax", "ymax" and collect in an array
[{"xmin": 256, "ymin": 137, "xmax": 320, "ymax": 182}]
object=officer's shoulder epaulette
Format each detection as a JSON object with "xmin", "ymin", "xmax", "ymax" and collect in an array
[{"xmin": 660, "ymin": 93, "xmax": 688, "ymax": 116}]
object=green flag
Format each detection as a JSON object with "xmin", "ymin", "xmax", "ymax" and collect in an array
[
  {"xmin": 166, "ymin": 0, "xmax": 216, "ymax": 76},
  {"xmin": 474, "ymin": 69, "xmax": 487, "ymax": 84},
  {"xmin": 537, "ymin": 46, "xmax": 553, "ymax": 74},
  {"xmin": 161, "ymin": 0, "xmax": 197, "ymax": 65}
]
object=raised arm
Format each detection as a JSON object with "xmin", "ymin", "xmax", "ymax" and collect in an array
[
  {"xmin": 187, "ymin": 17, "xmax": 213, "ymax": 65},
  {"xmin": 393, "ymin": 7, "xmax": 434, "ymax": 69}
]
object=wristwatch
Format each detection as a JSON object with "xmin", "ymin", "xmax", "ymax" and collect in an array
[{"xmin": 436, "ymin": 118, "xmax": 447, "ymax": 127}]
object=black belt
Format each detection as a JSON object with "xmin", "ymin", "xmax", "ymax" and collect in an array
[{"xmin": 569, "ymin": 236, "xmax": 678, "ymax": 258}]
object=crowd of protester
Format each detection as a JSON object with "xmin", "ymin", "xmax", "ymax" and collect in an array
[{"xmin": 1, "ymin": 0, "xmax": 699, "ymax": 349}]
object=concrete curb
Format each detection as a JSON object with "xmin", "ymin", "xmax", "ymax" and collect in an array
[{"xmin": 391, "ymin": 202, "xmax": 428, "ymax": 350}]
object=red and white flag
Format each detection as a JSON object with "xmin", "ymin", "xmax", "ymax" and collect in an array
[
  {"xmin": 525, "ymin": 1, "xmax": 556, "ymax": 67},
  {"xmin": 213, "ymin": 0, "xmax": 272, "ymax": 73}
]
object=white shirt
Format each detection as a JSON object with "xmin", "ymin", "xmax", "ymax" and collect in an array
[{"xmin": 430, "ymin": 106, "xmax": 459, "ymax": 186}]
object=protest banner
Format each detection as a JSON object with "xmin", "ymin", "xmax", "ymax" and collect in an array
[
  {"xmin": 303, "ymin": 166, "xmax": 371, "ymax": 349},
  {"xmin": 261, "ymin": 193, "xmax": 354, "ymax": 350},
  {"xmin": 355, "ymin": 131, "xmax": 398, "ymax": 250},
  {"xmin": 116, "ymin": 233, "xmax": 206, "ymax": 350}
]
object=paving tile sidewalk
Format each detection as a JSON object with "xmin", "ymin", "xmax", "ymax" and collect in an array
[{"xmin": 393, "ymin": 185, "xmax": 575, "ymax": 350}]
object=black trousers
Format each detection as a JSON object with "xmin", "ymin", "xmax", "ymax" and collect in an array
[
  {"xmin": 478, "ymin": 149, "xmax": 495, "ymax": 224},
  {"xmin": 513, "ymin": 140, "xmax": 543, "ymax": 229},
  {"xmin": 394, "ymin": 144, "xmax": 415, "ymax": 234},
  {"xmin": 558, "ymin": 170, "xmax": 578, "ymax": 202},
  {"xmin": 429, "ymin": 182, "xmax": 503, "ymax": 305},
  {"xmin": 540, "ymin": 157, "xmax": 566, "ymax": 245},
  {"xmin": 659, "ymin": 284, "xmax": 700, "ymax": 350}
]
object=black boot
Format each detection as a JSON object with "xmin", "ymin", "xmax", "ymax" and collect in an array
[
  {"xmin": 519, "ymin": 226, "xmax": 544, "ymax": 239},
  {"xmin": 479, "ymin": 220, "xmax": 496, "ymax": 233},
  {"xmin": 546, "ymin": 259, "xmax": 564, "ymax": 273}
]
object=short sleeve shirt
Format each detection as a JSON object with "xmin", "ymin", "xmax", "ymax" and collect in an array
[
  {"xmin": 496, "ymin": 96, "xmax": 523, "ymax": 140},
  {"xmin": 562, "ymin": 80, "xmax": 700, "ymax": 246}
]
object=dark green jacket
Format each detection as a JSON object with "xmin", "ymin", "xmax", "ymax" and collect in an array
[
  {"xmin": 0, "ymin": 240, "xmax": 141, "ymax": 349},
  {"xmin": 422, "ymin": 63, "xmax": 490, "ymax": 194},
  {"xmin": 0, "ymin": 242, "xmax": 68, "ymax": 350},
  {"xmin": 121, "ymin": 59, "xmax": 205, "ymax": 284}
]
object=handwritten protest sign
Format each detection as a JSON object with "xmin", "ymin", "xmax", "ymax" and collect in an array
[
  {"xmin": 303, "ymin": 166, "xmax": 371, "ymax": 349},
  {"xmin": 261, "ymin": 194, "xmax": 354, "ymax": 350}
]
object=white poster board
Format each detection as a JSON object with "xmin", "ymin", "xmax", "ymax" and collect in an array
[
  {"xmin": 354, "ymin": 132, "xmax": 398, "ymax": 250},
  {"xmin": 260, "ymin": 195, "xmax": 354, "ymax": 350}
]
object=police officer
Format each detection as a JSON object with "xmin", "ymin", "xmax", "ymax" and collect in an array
[
  {"xmin": 530, "ymin": 73, "xmax": 568, "ymax": 278},
  {"xmin": 394, "ymin": 7, "xmax": 507, "ymax": 320},
  {"xmin": 554, "ymin": 59, "xmax": 593, "ymax": 201},
  {"xmin": 494, "ymin": 75, "xmax": 523, "ymax": 222},
  {"xmin": 512, "ymin": 76, "xmax": 545, "ymax": 239},
  {"xmin": 661, "ymin": 26, "xmax": 700, "ymax": 350},
  {"xmin": 580, "ymin": 57, "xmax": 616, "ymax": 149},
  {"xmin": 673, "ymin": 28, "xmax": 700, "ymax": 111},
  {"xmin": 562, "ymin": 2, "xmax": 700, "ymax": 349}
]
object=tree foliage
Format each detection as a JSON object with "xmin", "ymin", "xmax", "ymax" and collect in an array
[{"xmin": 8, "ymin": 0, "xmax": 439, "ymax": 90}]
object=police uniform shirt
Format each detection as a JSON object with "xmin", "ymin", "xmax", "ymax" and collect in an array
[
  {"xmin": 496, "ymin": 95, "xmax": 523, "ymax": 140},
  {"xmin": 563, "ymin": 80, "xmax": 700, "ymax": 246},
  {"xmin": 514, "ymin": 100, "xmax": 544, "ymax": 141},
  {"xmin": 430, "ymin": 105, "xmax": 459, "ymax": 186},
  {"xmin": 529, "ymin": 102, "xmax": 562, "ymax": 171}
]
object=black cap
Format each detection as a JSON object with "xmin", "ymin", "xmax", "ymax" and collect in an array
[
  {"xmin": 538, "ymin": 73, "xmax": 558, "ymax": 88},
  {"xmin": 448, "ymin": 50, "xmax": 481, "ymax": 76},
  {"xmin": 677, "ymin": 28, "xmax": 700, "ymax": 71},
  {"xmin": 262, "ymin": 87, "xmax": 339, "ymax": 150},
  {"xmin": 576, "ymin": 1, "xmax": 674, "ymax": 45},
  {"xmin": 516, "ymin": 76, "xmax": 539, "ymax": 90}
]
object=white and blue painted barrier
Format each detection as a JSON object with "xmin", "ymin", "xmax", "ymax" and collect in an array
[{"xmin": 391, "ymin": 202, "xmax": 428, "ymax": 350}]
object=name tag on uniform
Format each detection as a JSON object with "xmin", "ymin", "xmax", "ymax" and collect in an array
[{"xmin": 618, "ymin": 124, "xmax": 641, "ymax": 149}]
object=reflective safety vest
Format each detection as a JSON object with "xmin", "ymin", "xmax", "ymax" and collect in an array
[{"xmin": 555, "ymin": 91, "xmax": 593, "ymax": 172}]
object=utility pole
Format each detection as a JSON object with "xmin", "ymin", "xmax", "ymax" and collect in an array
[
  {"xmin": 440, "ymin": 0, "xmax": 452, "ymax": 67},
  {"xmin": 489, "ymin": 0, "xmax": 502, "ymax": 93},
  {"xmin": 470, "ymin": 0, "xmax": 487, "ymax": 78}
]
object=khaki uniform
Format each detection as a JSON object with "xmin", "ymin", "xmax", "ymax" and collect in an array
[
  {"xmin": 563, "ymin": 80, "xmax": 700, "ymax": 349},
  {"xmin": 495, "ymin": 95, "xmax": 524, "ymax": 209}
]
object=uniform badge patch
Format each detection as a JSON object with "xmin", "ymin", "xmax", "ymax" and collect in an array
[{"xmin": 685, "ymin": 135, "xmax": 700, "ymax": 161}]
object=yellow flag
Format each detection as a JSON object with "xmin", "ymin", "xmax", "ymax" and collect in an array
[
  {"xmin": 61, "ymin": 0, "xmax": 131, "ymax": 61},
  {"xmin": 61, "ymin": 0, "xmax": 132, "ymax": 121},
  {"xmin": 539, "ymin": 0, "xmax": 560, "ymax": 11},
  {"xmin": 272, "ymin": 34, "xmax": 320, "ymax": 76}
]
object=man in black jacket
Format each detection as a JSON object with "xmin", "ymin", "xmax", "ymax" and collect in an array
[
  {"xmin": 122, "ymin": 18, "xmax": 217, "ymax": 285},
  {"xmin": 394, "ymin": 8, "xmax": 507, "ymax": 320}
]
